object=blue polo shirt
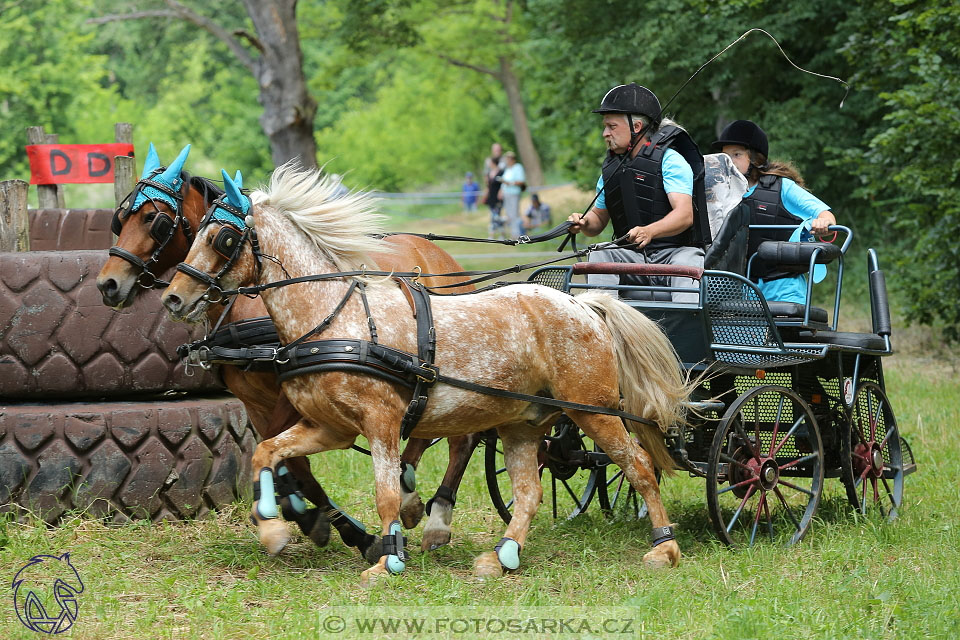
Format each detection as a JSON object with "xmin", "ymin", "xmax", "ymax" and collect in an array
[
  {"xmin": 746, "ymin": 177, "xmax": 832, "ymax": 304},
  {"xmin": 595, "ymin": 148, "xmax": 693, "ymax": 209}
]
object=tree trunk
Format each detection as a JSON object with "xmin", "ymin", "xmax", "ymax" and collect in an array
[
  {"xmin": 241, "ymin": 0, "xmax": 318, "ymax": 169},
  {"xmin": 499, "ymin": 56, "xmax": 543, "ymax": 188}
]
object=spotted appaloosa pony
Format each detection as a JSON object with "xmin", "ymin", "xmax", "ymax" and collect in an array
[
  {"xmin": 162, "ymin": 164, "xmax": 690, "ymax": 584},
  {"xmin": 96, "ymin": 145, "xmax": 480, "ymax": 557}
]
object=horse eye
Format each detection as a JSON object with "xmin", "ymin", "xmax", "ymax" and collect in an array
[{"xmin": 144, "ymin": 212, "xmax": 156, "ymax": 223}]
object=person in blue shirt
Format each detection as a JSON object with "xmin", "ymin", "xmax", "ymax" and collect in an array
[
  {"xmin": 462, "ymin": 171, "xmax": 480, "ymax": 212},
  {"xmin": 567, "ymin": 83, "xmax": 709, "ymax": 303},
  {"xmin": 713, "ymin": 120, "xmax": 836, "ymax": 304}
]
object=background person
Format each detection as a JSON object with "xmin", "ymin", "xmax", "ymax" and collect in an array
[
  {"xmin": 524, "ymin": 193, "xmax": 552, "ymax": 230},
  {"xmin": 499, "ymin": 151, "xmax": 526, "ymax": 238},
  {"xmin": 713, "ymin": 119, "xmax": 836, "ymax": 304},
  {"xmin": 483, "ymin": 143, "xmax": 506, "ymax": 239},
  {"xmin": 462, "ymin": 171, "xmax": 480, "ymax": 212}
]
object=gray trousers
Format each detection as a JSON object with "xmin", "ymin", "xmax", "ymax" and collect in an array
[
  {"xmin": 502, "ymin": 193, "xmax": 523, "ymax": 238},
  {"xmin": 587, "ymin": 245, "xmax": 704, "ymax": 303}
]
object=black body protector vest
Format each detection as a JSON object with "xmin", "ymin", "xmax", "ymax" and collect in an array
[
  {"xmin": 745, "ymin": 174, "xmax": 804, "ymax": 282},
  {"xmin": 601, "ymin": 125, "xmax": 711, "ymax": 251}
]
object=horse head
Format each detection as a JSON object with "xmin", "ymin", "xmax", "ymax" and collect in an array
[
  {"xmin": 162, "ymin": 169, "xmax": 258, "ymax": 322},
  {"xmin": 96, "ymin": 143, "xmax": 222, "ymax": 308}
]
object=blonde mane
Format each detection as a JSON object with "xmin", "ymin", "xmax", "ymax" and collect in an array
[{"xmin": 251, "ymin": 162, "xmax": 391, "ymax": 272}]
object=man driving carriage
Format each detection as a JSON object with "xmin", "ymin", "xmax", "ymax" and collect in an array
[{"xmin": 567, "ymin": 83, "xmax": 710, "ymax": 303}]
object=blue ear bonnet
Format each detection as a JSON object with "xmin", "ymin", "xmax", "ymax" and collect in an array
[
  {"xmin": 133, "ymin": 143, "xmax": 191, "ymax": 212},
  {"xmin": 210, "ymin": 169, "xmax": 251, "ymax": 229}
]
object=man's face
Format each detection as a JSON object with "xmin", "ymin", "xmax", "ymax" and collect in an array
[
  {"xmin": 722, "ymin": 144, "xmax": 751, "ymax": 177},
  {"xmin": 601, "ymin": 114, "xmax": 636, "ymax": 154},
  {"xmin": 491, "ymin": 143, "xmax": 503, "ymax": 157}
]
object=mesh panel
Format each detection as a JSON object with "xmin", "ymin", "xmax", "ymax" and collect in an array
[
  {"xmin": 729, "ymin": 389, "xmax": 816, "ymax": 474},
  {"xmin": 528, "ymin": 267, "xmax": 569, "ymax": 291},
  {"xmin": 705, "ymin": 273, "xmax": 821, "ymax": 368}
]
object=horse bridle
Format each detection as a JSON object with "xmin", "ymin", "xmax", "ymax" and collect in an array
[
  {"xmin": 109, "ymin": 168, "xmax": 193, "ymax": 289},
  {"xmin": 175, "ymin": 195, "xmax": 263, "ymax": 303}
]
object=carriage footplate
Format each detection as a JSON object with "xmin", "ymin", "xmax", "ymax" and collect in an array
[
  {"xmin": 382, "ymin": 520, "xmax": 408, "ymax": 574},
  {"xmin": 494, "ymin": 537, "xmax": 521, "ymax": 571},
  {"xmin": 651, "ymin": 525, "xmax": 676, "ymax": 547}
]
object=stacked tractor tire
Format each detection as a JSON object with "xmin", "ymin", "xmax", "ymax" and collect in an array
[{"xmin": 1, "ymin": 208, "xmax": 257, "ymax": 523}]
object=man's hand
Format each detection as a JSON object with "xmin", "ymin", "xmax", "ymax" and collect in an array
[
  {"xmin": 567, "ymin": 212, "xmax": 586, "ymax": 234},
  {"xmin": 625, "ymin": 225, "xmax": 652, "ymax": 248}
]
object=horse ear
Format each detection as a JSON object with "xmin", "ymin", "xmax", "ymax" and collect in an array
[
  {"xmin": 221, "ymin": 169, "xmax": 248, "ymax": 212},
  {"xmin": 159, "ymin": 144, "xmax": 191, "ymax": 185},
  {"xmin": 141, "ymin": 143, "xmax": 161, "ymax": 178}
]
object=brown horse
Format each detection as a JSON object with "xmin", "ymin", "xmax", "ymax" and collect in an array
[
  {"xmin": 162, "ymin": 164, "xmax": 690, "ymax": 584},
  {"xmin": 96, "ymin": 146, "xmax": 480, "ymax": 557}
]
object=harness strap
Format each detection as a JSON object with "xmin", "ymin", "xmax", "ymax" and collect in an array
[
  {"xmin": 357, "ymin": 281, "xmax": 379, "ymax": 344},
  {"xmin": 277, "ymin": 280, "xmax": 359, "ymax": 359},
  {"xmin": 398, "ymin": 279, "xmax": 437, "ymax": 441}
]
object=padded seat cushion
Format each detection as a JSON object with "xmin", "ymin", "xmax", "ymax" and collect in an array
[
  {"xmin": 757, "ymin": 241, "xmax": 841, "ymax": 266},
  {"xmin": 797, "ymin": 330, "xmax": 887, "ymax": 351},
  {"xmin": 766, "ymin": 301, "xmax": 828, "ymax": 323}
]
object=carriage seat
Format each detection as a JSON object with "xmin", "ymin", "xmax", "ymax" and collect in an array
[
  {"xmin": 755, "ymin": 240, "xmax": 841, "ymax": 274},
  {"xmin": 766, "ymin": 302, "xmax": 829, "ymax": 323},
  {"xmin": 795, "ymin": 330, "xmax": 887, "ymax": 351}
]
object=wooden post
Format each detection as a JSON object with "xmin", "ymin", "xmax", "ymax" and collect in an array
[
  {"xmin": 0, "ymin": 180, "xmax": 30, "ymax": 252},
  {"xmin": 26, "ymin": 126, "xmax": 65, "ymax": 209},
  {"xmin": 113, "ymin": 123, "xmax": 136, "ymax": 209}
]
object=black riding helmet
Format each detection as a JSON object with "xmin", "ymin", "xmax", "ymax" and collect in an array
[
  {"xmin": 593, "ymin": 83, "xmax": 662, "ymax": 127},
  {"xmin": 712, "ymin": 119, "xmax": 769, "ymax": 158}
]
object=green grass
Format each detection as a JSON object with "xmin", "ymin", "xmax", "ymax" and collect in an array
[{"xmin": 1, "ymin": 357, "xmax": 958, "ymax": 639}]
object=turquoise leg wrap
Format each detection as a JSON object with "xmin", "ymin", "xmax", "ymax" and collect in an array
[
  {"xmin": 400, "ymin": 463, "xmax": 417, "ymax": 492},
  {"xmin": 256, "ymin": 468, "xmax": 278, "ymax": 519},
  {"xmin": 277, "ymin": 465, "xmax": 307, "ymax": 515},
  {"xmin": 383, "ymin": 521, "xmax": 407, "ymax": 575},
  {"xmin": 494, "ymin": 537, "xmax": 521, "ymax": 571},
  {"xmin": 327, "ymin": 498, "xmax": 367, "ymax": 533}
]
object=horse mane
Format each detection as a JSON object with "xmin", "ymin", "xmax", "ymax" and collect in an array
[
  {"xmin": 187, "ymin": 173, "xmax": 225, "ymax": 206},
  {"xmin": 252, "ymin": 162, "xmax": 391, "ymax": 272}
]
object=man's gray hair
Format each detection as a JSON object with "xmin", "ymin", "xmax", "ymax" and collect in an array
[{"xmin": 622, "ymin": 114, "xmax": 683, "ymax": 137}]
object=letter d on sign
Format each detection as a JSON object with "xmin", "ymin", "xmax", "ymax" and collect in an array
[{"xmin": 50, "ymin": 150, "xmax": 72, "ymax": 176}]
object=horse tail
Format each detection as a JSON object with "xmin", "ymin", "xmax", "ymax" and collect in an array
[{"xmin": 575, "ymin": 292, "xmax": 691, "ymax": 474}]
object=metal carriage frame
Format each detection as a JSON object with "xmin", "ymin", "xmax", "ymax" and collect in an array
[{"xmin": 484, "ymin": 225, "xmax": 916, "ymax": 547}]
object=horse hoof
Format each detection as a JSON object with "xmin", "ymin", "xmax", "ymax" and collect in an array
[
  {"xmin": 305, "ymin": 509, "xmax": 331, "ymax": 548},
  {"xmin": 642, "ymin": 541, "xmax": 680, "ymax": 569},
  {"xmin": 362, "ymin": 536, "xmax": 384, "ymax": 565},
  {"xmin": 472, "ymin": 551, "xmax": 504, "ymax": 579},
  {"xmin": 259, "ymin": 519, "xmax": 292, "ymax": 556},
  {"xmin": 360, "ymin": 563, "xmax": 390, "ymax": 588},
  {"xmin": 400, "ymin": 491, "xmax": 425, "ymax": 529},
  {"xmin": 421, "ymin": 527, "xmax": 451, "ymax": 552}
]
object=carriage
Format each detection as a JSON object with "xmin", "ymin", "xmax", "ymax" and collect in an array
[{"xmin": 485, "ymin": 219, "xmax": 916, "ymax": 547}]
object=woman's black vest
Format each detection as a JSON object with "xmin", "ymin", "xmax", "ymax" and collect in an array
[
  {"xmin": 745, "ymin": 174, "xmax": 804, "ymax": 282},
  {"xmin": 600, "ymin": 125, "xmax": 710, "ymax": 250}
]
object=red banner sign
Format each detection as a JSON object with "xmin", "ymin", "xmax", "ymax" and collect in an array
[{"xmin": 26, "ymin": 143, "xmax": 135, "ymax": 185}]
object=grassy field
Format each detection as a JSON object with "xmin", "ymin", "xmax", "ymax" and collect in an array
[{"xmin": 3, "ymin": 201, "xmax": 959, "ymax": 639}]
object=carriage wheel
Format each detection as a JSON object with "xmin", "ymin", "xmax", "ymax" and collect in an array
[
  {"xmin": 706, "ymin": 386, "xmax": 824, "ymax": 547},
  {"xmin": 841, "ymin": 382, "xmax": 903, "ymax": 520},
  {"xmin": 484, "ymin": 417, "xmax": 600, "ymax": 524},
  {"xmin": 597, "ymin": 462, "xmax": 661, "ymax": 520}
]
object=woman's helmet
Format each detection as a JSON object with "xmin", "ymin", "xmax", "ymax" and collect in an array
[
  {"xmin": 712, "ymin": 120, "xmax": 769, "ymax": 157},
  {"xmin": 593, "ymin": 83, "xmax": 662, "ymax": 127}
]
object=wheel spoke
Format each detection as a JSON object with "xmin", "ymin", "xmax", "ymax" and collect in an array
[
  {"xmin": 777, "ymin": 452, "xmax": 820, "ymax": 471},
  {"xmin": 771, "ymin": 415, "xmax": 805, "ymax": 457},
  {"xmin": 496, "ymin": 466, "xmax": 508, "ymax": 476},
  {"xmin": 867, "ymin": 392, "xmax": 881, "ymax": 442},
  {"xmin": 777, "ymin": 478, "xmax": 816, "ymax": 497},
  {"xmin": 725, "ymin": 485, "xmax": 756, "ymax": 533},
  {"xmin": 769, "ymin": 395, "xmax": 786, "ymax": 457},
  {"xmin": 720, "ymin": 452, "xmax": 754, "ymax": 473},
  {"xmin": 753, "ymin": 396, "xmax": 761, "ymax": 453},
  {"xmin": 560, "ymin": 478, "xmax": 582, "ymax": 506},
  {"xmin": 749, "ymin": 493, "xmax": 765, "ymax": 546},
  {"xmin": 773, "ymin": 486, "xmax": 803, "ymax": 531},
  {"xmin": 506, "ymin": 497, "xmax": 514, "ymax": 510},
  {"xmin": 718, "ymin": 475, "xmax": 759, "ymax": 495},
  {"xmin": 879, "ymin": 425, "xmax": 896, "ymax": 449},
  {"xmin": 763, "ymin": 494, "xmax": 774, "ymax": 541},
  {"xmin": 733, "ymin": 418, "xmax": 761, "ymax": 460}
]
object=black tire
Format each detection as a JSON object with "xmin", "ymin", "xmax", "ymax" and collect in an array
[
  {"xmin": 484, "ymin": 418, "xmax": 600, "ymax": 524},
  {"xmin": 706, "ymin": 386, "xmax": 824, "ymax": 547},
  {"xmin": 0, "ymin": 395, "xmax": 256, "ymax": 523},
  {"xmin": 840, "ymin": 382, "xmax": 903, "ymax": 520},
  {"xmin": 597, "ymin": 463, "xmax": 661, "ymax": 520}
]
